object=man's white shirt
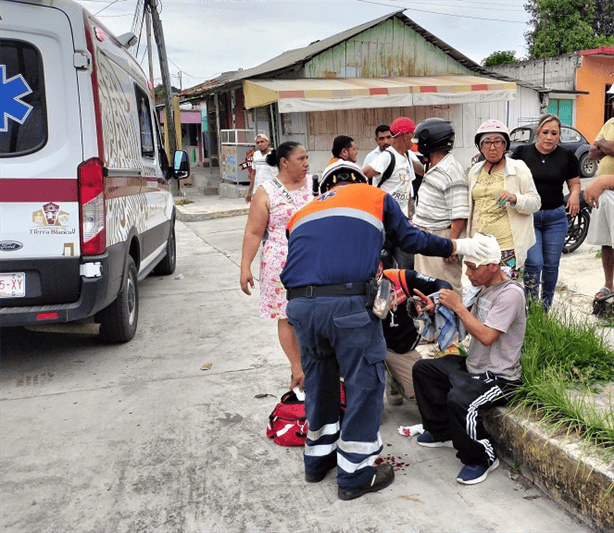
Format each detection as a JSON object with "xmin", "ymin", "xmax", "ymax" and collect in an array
[
  {"xmin": 369, "ymin": 147, "xmax": 416, "ymax": 217},
  {"xmin": 253, "ymin": 150, "xmax": 278, "ymax": 191}
]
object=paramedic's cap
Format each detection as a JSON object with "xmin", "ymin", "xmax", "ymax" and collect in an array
[
  {"xmin": 463, "ymin": 233, "xmax": 501, "ymax": 267},
  {"xmin": 255, "ymin": 133, "xmax": 270, "ymax": 142},
  {"xmin": 390, "ymin": 117, "xmax": 416, "ymax": 137}
]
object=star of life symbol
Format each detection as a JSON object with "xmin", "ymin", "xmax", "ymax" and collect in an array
[{"xmin": 0, "ymin": 65, "xmax": 33, "ymax": 132}]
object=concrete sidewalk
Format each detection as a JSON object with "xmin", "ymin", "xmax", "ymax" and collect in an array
[
  {"xmin": 2, "ymin": 205, "xmax": 611, "ymax": 532},
  {"xmin": 177, "ymin": 190, "xmax": 613, "ymax": 532},
  {"xmin": 174, "ymin": 166, "xmax": 251, "ymax": 222}
]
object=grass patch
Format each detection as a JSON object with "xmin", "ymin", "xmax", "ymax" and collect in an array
[
  {"xmin": 511, "ymin": 303, "xmax": 614, "ymax": 453},
  {"xmin": 597, "ymin": 316, "xmax": 614, "ymax": 328}
]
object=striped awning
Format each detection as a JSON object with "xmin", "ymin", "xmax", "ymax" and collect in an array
[{"xmin": 243, "ymin": 75, "xmax": 516, "ymax": 113}]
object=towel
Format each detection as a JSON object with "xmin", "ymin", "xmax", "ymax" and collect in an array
[{"xmin": 419, "ymin": 291, "xmax": 467, "ymax": 351}]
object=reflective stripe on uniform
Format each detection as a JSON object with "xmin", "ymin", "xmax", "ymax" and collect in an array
[
  {"xmin": 291, "ymin": 207, "xmax": 384, "ymax": 234},
  {"xmin": 304, "ymin": 442, "xmax": 337, "ymax": 456},
  {"xmin": 287, "ymin": 183, "xmax": 386, "ymax": 235},
  {"xmin": 337, "ymin": 452, "xmax": 377, "ymax": 474},
  {"xmin": 338, "ymin": 432, "xmax": 383, "ymax": 455},
  {"xmin": 307, "ymin": 421, "xmax": 340, "ymax": 441}
]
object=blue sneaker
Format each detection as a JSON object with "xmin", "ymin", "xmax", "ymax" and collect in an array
[
  {"xmin": 456, "ymin": 458, "xmax": 500, "ymax": 485},
  {"xmin": 416, "ymin": 431, "xmax": 453, "ymax": 448}
]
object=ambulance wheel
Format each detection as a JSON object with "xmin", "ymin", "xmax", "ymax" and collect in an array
[
  {"xmin": 153, "ymin": 222, "xmax": 176, "ymax": 275},
  {"xmin": 98, "ymin": 256, "xmax": 139, "ymax": 343}
]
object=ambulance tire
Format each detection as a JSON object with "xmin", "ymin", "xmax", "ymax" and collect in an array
[
  {"xmin": 98, "ymin": 256, "xmax": 139, "ymax": 343},
  {"xmin": 153, "ymin": 222, "xmax": 176, "ymax": 275}
]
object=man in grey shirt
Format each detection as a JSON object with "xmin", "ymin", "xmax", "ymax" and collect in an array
[{"xmin": 411, "ymin": 233, "xmax": 526, "ymax": 486}]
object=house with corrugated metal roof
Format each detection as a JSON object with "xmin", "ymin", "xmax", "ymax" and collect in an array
[
  {"xmin": 182, "ymin": 10, "xmax": 546, "ymax": 179},
  {"xmin": 489, "ymin": 46, "xmax": 614, "ymax": 144}
]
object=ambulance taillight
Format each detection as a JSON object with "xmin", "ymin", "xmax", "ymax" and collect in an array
[{"xmin": 78, "ymin": 158, "xmax": 106, "ymax": 256}]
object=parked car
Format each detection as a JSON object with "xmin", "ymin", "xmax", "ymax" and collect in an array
[
  {"xmin": 1, "ymin": 0, "xmax": 189, "ymax": 342},
  {"xmin": 509, "ymin": 123, "xmax": 598, "ymax": 178}
]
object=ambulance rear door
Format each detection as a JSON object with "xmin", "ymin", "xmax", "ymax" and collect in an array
[{"xmin": 0, "ymin": 0, "xmax": 84, "ymax": 306}]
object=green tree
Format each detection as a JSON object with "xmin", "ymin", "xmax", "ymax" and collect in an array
[
  {"xmin": 482, "ymin": 50, "xmax": 518, "ymax": 67},
  {"xmin": 595, "ymin": 33, "xmax": 614, "ymax": 46},
  {"xmin": 592, "ymin": 0, "xmax": 614, "ymax": 37},
  {"xmin": 524, "ymin": 0, "xmax": 597, "ymax": 58},
  {"xmin": 154, "ymin": 83, "xmax": 180, "ymax": 103}
]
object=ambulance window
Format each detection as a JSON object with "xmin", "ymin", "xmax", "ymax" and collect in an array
[
  {"xmin": 135, "ymin": 85, "xmax": 154, "ymax": 158},
  {"xmin": 0, "ymin": 40, "xmax": 48, "ymax": 157}
]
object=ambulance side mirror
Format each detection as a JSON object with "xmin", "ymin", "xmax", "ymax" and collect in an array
[{"xmin": 173, "ymin": 150, "xmax": 190, "ymax": 180}]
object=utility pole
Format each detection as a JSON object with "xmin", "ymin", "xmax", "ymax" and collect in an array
[
  {"xmin": 147, "ymin": 0, "xmax": 179, "ymax": 194},
  {"xmin": 146, "ymin": 8, "xmax": 155, "ymax": 99}
]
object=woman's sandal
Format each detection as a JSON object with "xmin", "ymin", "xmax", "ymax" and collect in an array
[{"xmin": 592, "ymin": 287, "xmax": 614, "ymax": 317}]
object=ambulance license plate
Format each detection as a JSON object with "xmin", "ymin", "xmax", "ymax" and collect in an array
[{"xmin": 0, "ymin": 272, "xmax": 26, "ymax": 298}]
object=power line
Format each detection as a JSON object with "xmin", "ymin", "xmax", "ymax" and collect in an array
[
  {"xmin": 381, "ymin": 0, "xmax": 526, "ymax": 12},
  {"xmin": 356, "ymin": 0, "xmax": 527, "ymax": 23},
  {"xmin": 93, "ymin": 0, "xmax": 125, "ymax": 16}
]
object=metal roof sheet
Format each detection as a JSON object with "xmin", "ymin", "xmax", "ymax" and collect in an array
[{"xmin": 182, "ymin": 10, "xmax": 540, "ymax": 99}]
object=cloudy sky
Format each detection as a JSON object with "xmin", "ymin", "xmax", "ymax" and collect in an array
[{"xmin": 77, "ymin": 0, "xmax": 532, "ymax": 90}]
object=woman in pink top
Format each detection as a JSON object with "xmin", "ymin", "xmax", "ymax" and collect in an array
[{"xmin": 240, "ymin": 142, "xmax": 312, "ymax": 390}]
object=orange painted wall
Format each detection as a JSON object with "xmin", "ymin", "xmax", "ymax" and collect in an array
[{"xmin": 576, "ymin": 54, "xmax": 614, "ymax": 142}]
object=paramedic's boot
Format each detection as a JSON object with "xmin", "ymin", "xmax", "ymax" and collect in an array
[{"xmin": 338, "ymin": 464, "xmax": 395, "ymax": 501}]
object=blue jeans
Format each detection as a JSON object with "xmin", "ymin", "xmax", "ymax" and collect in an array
[{"xmin": 524, "ymin": 206, "xmax": 567, "ymax": 311}]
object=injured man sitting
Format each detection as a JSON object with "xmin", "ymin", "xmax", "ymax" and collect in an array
[{"xmin": 382, "ymin": 232, "xmax": 526, "ymax": 485}]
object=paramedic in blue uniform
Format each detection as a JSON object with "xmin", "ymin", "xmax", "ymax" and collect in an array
[{"xmin": 280, "ymin": 160, "xmax": 488, "ymax": 501}]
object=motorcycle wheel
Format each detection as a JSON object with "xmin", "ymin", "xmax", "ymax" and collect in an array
[{"xmin": 563, "ymin": 209, "xmax": 590, "ymax": 254}]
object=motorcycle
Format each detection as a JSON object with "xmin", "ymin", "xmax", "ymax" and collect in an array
[{"xmin": 563, "ymin": 190, "xmax": 591, "ymax": 254}]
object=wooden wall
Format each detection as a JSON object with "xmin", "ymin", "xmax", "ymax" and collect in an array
[
  {"xmin": 305, "ymin": 19, "xmax": 472, "ymax": 79},
  {"xmin": 307, "ymin": 106, "xmax": 461, "ymax": 152}
]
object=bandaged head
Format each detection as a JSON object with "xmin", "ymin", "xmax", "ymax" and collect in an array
[{"xmin": 463, "ymin": 233, "xmax": 501, "ymax": 266}]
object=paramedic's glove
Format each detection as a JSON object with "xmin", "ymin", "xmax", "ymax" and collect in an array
[{"xmin": 453, "ymin": 237, "xmax": 490, "ymax": 259}]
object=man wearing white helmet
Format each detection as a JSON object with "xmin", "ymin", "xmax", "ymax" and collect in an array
[
  {"xmin": 587, "ymin": 84, "xmax": 614, "ymax": 310},
  {"xmin": 280, "ymin": 160, "xmax": 489, "ymax": 500},
  {"xmin": 411, "ymin": 233, "xmax": 526, "ymax": 485}
]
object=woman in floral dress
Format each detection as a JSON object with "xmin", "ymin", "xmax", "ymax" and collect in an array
[{"xmin": 240, "ymin": 142, "xmax": 312, "ymax": 390}]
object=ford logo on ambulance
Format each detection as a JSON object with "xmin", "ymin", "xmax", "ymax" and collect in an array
[{"xmin": 0, "ymin": 241, "xmax": 23, "ymax": 251}]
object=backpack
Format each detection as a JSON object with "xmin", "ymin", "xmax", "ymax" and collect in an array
[
  {"xmin": 266, "ymin": 383, "xmax": 346, "ymax": 447},
  {"xmin": 376, "ymin": 148, "xmax": 397, "ymax": 188}
]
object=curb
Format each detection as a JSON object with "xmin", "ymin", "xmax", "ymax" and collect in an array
[
  {"xmin": 485, "ymin": 406, "xmax": 614, "ymax": 533},
  {"xmin": 176, "ymin": 207, "xmax": 249, "ymax": 222}
]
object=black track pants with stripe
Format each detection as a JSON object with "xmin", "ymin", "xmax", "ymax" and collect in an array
[{"xmin": 412, "ymin": 354, "xmax": 520, "ymax": 467}]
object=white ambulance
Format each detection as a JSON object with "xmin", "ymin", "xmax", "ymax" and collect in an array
[{"xmin": 0, "ymin": 0, "xmax": 189, "ymax": 341}]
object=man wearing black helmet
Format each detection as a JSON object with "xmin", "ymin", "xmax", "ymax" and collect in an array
[
  {"xmin": 412, "ymin": 118, "xmax": 469, "ymax": 296},
  {"xmin": 280, "ymin": 160, "xmax": 489, "ymax": 501}
]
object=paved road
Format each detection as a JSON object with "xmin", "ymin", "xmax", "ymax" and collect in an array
[{"xmin": 0, "ymin": 215, "xmax": 594, "ymax": 533}]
